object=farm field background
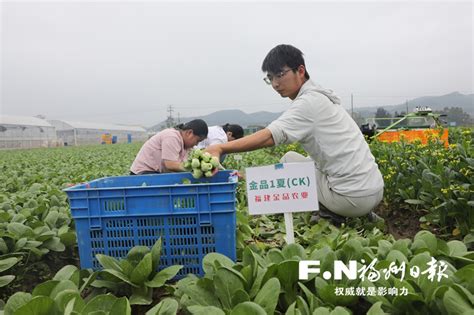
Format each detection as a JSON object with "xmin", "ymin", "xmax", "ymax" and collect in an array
[{"xmin": 0, "ymin": 128, "xmax": 472, "ymax": 314}]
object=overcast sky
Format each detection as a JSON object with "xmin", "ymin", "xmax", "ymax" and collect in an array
[{"xmin": 1, "ymin": 0, "xmax": 472, "ymax": 126}]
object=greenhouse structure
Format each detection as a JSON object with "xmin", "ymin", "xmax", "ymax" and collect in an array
[
  {"xmin": 0, "ymin": 115, "xmax": 58, "ymax": 149},
  {"xmin": 47, "ymin": 120, "xmax": 148, "ymax": 146}
]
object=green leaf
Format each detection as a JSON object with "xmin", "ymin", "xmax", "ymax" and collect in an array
[
  {"xmin": 43, "ymin": 237, "xmax": 65, "ymax": 252},
  {"xmin": 96, "ymin": 254, "xmax": 123, "ymax": 272},
  {"xmin": 0, "ymin": 257, "xmax": 20, "ymax": 272},
  {"xmin": 126, "ymin": 246, "xmax": 150, "ymax": 266},
  {"xmin": 454, "ymin": 265, "xmax": 474, "ymax": 292},
  {"xmin": 340, "ymin": 239, "xmax": 365, "ymax": 261},
  {"xmin": 50, "ymin": 280, "xmax": 78, "ymax": 299},
  {"xmin": 446, "ymin": 240, "xmax": 468, "ymax": 256},
  {"xmin": 266, "ymin": 248, "xmax": 285, "ymax": 264},
  {"xmin": 81, "ymin": 294, "xmax": 118, "ymax": 313},
  {"xmin": 412, "ymin": 231, "xmax": 437, "ymax": 254},
  {"xmin": 298, "ymin": 282, "xmax": 319, "ymax": 311},
  {"xmin": 0, "ymin": 238, "xmax": 8, "ymax": 254},
  {"xmin": 277, "ymin": 260, "xmax": 299, "ymax": 301},
  {"xmin": 121, "ymin": 259, "xmax": 135, "ymax": 277},
  {"xmin": 109, "ymin": 297, "xmax": 131, "ymax": 315},
  {"xmin": 44, "ymin": 210, "xmax": 60, "ymax": 228},
  {"xmin": 329, "ymin": 306, "xmax": 352, "ymax": 315},
  {"xmin": 130, "ymin": 285, "xmax": 153, "ymax": 305},
  {"xmin": 405, "ymin": 199, "xmax": 425, "ymax": 205},
  {"xmin": 151, "ymin": 237, "xmax": 162, "ymax": 271},
  {"xmin": 28, "ymin": 183, "xmax": 43, "ymax": 194},
  {"xmin": 316, "ymin": 279, "xmax": 357, "ymax": 307},
  {"xmin": 100, "ymin": 269, "xmax": 138, "ymax": 287},
  {"xmin": 463, "ymin": 233, "xmax": 474, "ymax": 245},
  {"xmin": 4, "ymin": 292, "xmax": 32, "ymax": 315},
  {"xmin": 50, "ymin": 195, "xmax": 61, "ymax": 207},
  {"xmin": 242, "ymin": 247, "xmax": 258, "ymax": 269},
  {"xmin": 15, "ymin": 238, "xmax": 28, "ymax": 251},
  {"xmin": 146, "ymin": 265, "xmax": 182, "ymax": 288},
  {"xmin": 177, "ymin": 280, "xmax": 221, "ymax": 307},
  {"xmin": 23, "ymin": 240, "xmax": 43, "ymax": 250},
  {"xmin": 214, "ymin": 267, "xmax": 245, "ymax": 309},
  {"xmin": 32, "ymin": 280, "xmax": 60, "ymax": 297},
  {"xmin": 7, "ymin": 222, "xmax": 34, "ymax": 237},
  {"xmin": 230, "ymin": 302, "xmax": 267, "ymax": 315},
  {"xmin": 130, "ymin": 252, "xmax": 153, "ymax": 284},
  {"xmin": 79, "ymin": 271, "xmax": 99, "ymax": 294},
  {"xmin": 392, "ymin": 293, "xmax": 425, "ymax": 313},
  {"xmin": 0, "ymin": 275, "xmax": 15, "ymax": 287},
  {"xmin": 309, "ymin": 246, "xmax": 335, "ymax": 280},
  {"xmin": 64, "ymin": 297, "xmax": 76, "ymax": 315},
  {"xmin": 53, "ymin": 265, "xmax": 80, "ymax": 284},
  {"xmin": 282, "ymin": 243, "xmax": 306, "ymax": 260},
  {"xmin": 277, "ymin": 260, "xmax": 299, "ymax": 293},
  {"xmin": 254, "ymin": 277, "xmax": 280, "ymax": 315},
  {"xmin": 187, "ymin": 305, "xmax": 225, "ymax": 315},
  {"xmin": 452, "ymin": 283, "xmax": 474, "ymax": 306},
  {"xmin": 231, "ymin": 289, "xmax": 250, "ymax": 306},
  {"xmin": 377, "ymin": 240, "xmax": 393, "ymax": 259},
  {"xmin": 90, "ymin": 279, "xmax": 120, "ymax": 291},
  {"xmin": 202, "ymin": 253, "xmax": 235, "ymax": 275},
  {"xmin": 37, "ymin": 231, "xmax": 55, "ymax": 242},
  {"xmin": 145, "ymin": 298, "xmax": 178, "ymax": 315},
  {"xmin": 311, "ymin": 307, "xmax": 330, "ymax": 315},
  {"xmin": 391, "ymin": 239, "xmax": 411, "ymax": 257},
  {"xmin": 240, "ymin": 265, "xmax": 253, "ymax": 290},
  {"xmin": 59, "ymin": 232, "xmax": 77, "ymax": 247},
  {"xmin": 285, "ymin": 302, "xmax": 300, "ymax": 315},
  {"xmin": 248, "ymin": 266, "xmax": 267, "ymax": 299},
  {"xmin": 386, "ymin": 250, "xmax": 408, "ymax": 264},
  {"xmin": 54, "ymin": 290, "xmax": 85, "ymax": 314},
  {"xmin": 442, "ymin": 287, "xmax": 473, "ymax": 315},
  {"xmin": 14, "ymin": 296, "xmax": 55, "ymax": 315},
  {"xmin": 291, "ymin": 296, "xmax": 308, "ymax": 315}
]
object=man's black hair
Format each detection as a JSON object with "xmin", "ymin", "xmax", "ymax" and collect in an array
[
  {"xmin": 222, "ymin": 123, "xmax": 244, "ymax": 139},
  {"xmin": 261, "ymin": 44, "xmax": 310, "ymax": 79},
  {"xmin": 175, "ymin": 119, "xmax": 208, "ymax": 138}
]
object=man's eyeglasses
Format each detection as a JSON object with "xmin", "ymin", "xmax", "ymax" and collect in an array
[{"xmin": 263, "ymin": 68, "xmax": 295, "ymax": 85}]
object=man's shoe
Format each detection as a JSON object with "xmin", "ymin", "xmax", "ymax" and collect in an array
[
  {"xmin": 310, "ymin": 208, "xmax": 346, "ymax": 226},
  {"xmin": 367, "ymin": 211, "xmax": 383, "ymax": 223}
]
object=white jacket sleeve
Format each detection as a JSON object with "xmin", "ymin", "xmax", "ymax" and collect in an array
[{"xmin": 267, "ymin": 98, "xmax": 314, "ymax": 145}]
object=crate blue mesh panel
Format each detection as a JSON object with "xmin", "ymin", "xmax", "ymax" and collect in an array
[{"xmin": 64, "ymin": 170, "xmax": 237, "ymax": 278}]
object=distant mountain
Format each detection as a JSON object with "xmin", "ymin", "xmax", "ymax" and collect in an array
[
  {"xmin": 149, "ymin": 109, "xmax": 282, "ymax": 131},
  {"xmin": 355, "ymin": 92, "xmax": 474, "ymax": 117},
  {"xmin": 148, "ymin": 92, "xmax": 473, "ymax": 130}
]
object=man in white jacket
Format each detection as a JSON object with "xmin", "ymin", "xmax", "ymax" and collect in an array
[
  {"xmin": 196, "ymin": 124, "xmax": 244, "ymax": 163},
  {"xmin": 196, "ymin": 124, "xmax": 244, "ymax": 148},
  {"xmin": 206, "ymin": 44, "xmax": 384, "ymax": 224}
]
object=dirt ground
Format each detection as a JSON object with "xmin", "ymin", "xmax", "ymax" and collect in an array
[{"xmin": 375, "ymin": 203, "xmax": 428, "ymax": 240}]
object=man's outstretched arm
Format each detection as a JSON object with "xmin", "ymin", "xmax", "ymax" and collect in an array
[{"xmin": 205, "ymin": 128, "xmax": 275, "ymax": 157}]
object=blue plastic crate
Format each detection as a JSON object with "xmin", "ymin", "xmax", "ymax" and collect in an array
[{"xmin": 64, "ymin": 170, "xmax": 238, "ymax": 278}]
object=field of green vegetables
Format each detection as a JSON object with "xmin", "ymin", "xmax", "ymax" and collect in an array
[{"xmin": 0, "ymin": 128, "xmax": 472, "ymax": 314}]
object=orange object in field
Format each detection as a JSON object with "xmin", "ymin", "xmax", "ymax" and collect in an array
[
  {"xmin": 377, "ymin": 128, "xmax": 449, "ymax": 147},
  {"xmin": 101, "ymin": 133, "xmax": 112, "ymax": 144}
]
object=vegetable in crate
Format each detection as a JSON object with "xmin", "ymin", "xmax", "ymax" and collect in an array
[{"xmin": 184, "ymin": 148, "xmax": 221, "ymax": 178}]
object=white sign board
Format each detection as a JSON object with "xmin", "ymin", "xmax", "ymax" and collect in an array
[{"xmin": 246, "ymin": 162, "xmax": 319, "ymax": 215}]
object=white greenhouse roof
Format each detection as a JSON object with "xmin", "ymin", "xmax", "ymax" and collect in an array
[
  {"xmin": 0, "ymin": 115, "xmax": 53, "ymax": 127},
  {"xmin": 54, "ymin": 120, "xmax": 146, "ymax": 132}
]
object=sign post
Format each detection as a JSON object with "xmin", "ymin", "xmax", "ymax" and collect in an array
[
  {"xmin": 284, "ymin": 213, "xmax": 295, "ymax": 244},
  {"xmin": 245, "ymin": 162, "xmax": 318, "ymax": 244}
]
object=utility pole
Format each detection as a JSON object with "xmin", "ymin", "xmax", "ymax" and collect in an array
[
  {"xmin": 351, "ymin": 93, "xmax": 354, "ymax": 118},
  {"xmin": 406, "ymin": 100, "xmax": 409, "ymax": 114},
  {"xmin": 166, "ymin": 105, "xmax": 175, "ymax": 128}
]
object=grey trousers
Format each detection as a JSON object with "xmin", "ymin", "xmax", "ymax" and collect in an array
[{"xmin": 280, "ymin": 151, "xmax": 383, "ymax": 217}]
